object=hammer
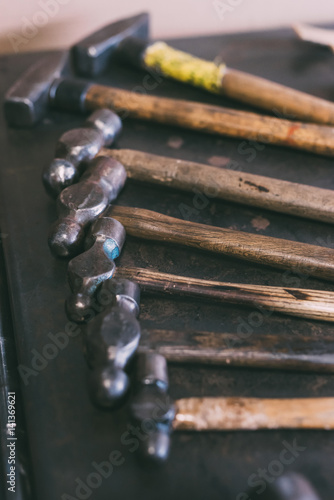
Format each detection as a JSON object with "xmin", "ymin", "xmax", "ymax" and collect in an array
[
  {"xmin": 63, "ymin": 204, "xmax": 334, "ymax": 322},
  {"xmin": 6, "ymin": 53, "xmax": 334, "ymax": 158},
  {"xmin": 64, "ymin": 206, "xmax": 334, "ymax": 322},
  {"xmin": 44, "ymin": 109, "xmax": 334, "ymax": 225},
  {"xmin": 72, "ymin": 12, "xmax": 334, "ymax": 126},
  {"xmin": 131, "ymin": 353, "xmax": 334, "ymax": 462},
  {"xmin": 85, "ymin": 277, "xmax": 141, "ymax": 408},
  {"xmin": 83, "ymin": 278, "xmax": 334, "ymax": 410},
  {"xmin": 48, "ymin": 121, "xmax": 334, "ymax": 260}
]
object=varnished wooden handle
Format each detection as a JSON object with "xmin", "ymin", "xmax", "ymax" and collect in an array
[
  {"xmin": 108, "ymin": 206, "xmax": 334, "ymax": 281},
  {"xmin": 221, "ymin": 68, "xmax": 334, "ymax": 126},
  {"xmin": 103, "ymin": 148, "xmax": 334, "ymax": 224},
  {"xmin": 140, "ymin": 328, "xmax": 334, "ymax": 372},
  {"xmin": 115, "ymin": 266, "xmax": 334, "ymax": 322},
  {"xmin": 173, "ymin": 397, "xmax": 334, "ymax": 430},
  {"xmin": 86, "ymin": 85, "xmax": 334, "ymax": 157}
]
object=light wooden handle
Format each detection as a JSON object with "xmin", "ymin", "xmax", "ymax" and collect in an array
[
  {"xmin": 222, "ymin": 68, "xmax": 334, "ymax": 126},
  {"xmin": 115, "ymin": 266, "xmax": 334, "ymax": 322},
  {"xmin": 173, "ymin": 397, "xmax": 334, "ymax": 430},
  {"xmin": 109, "ymin": 206, "xmax": 334, "ymax": 281},
  {"xmin": 103, "ymin": 148, "xmax": 334, "ymax": 224},
  {"xmin": 86, "ymin": 85, "xmax": 334, "ymax": 157}
]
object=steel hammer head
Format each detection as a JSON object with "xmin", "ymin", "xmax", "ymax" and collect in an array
[
  {"xmin": 4, "ymin": 51, "xmax": 69, "ymax": 127},
  {"xmin": 71, "ymin": 12, "xmax": 150, "ymax": 76}
]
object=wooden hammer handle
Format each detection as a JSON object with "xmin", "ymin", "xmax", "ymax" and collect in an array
[
  {"xmin": 85, "ymin": 85, "xmax": 334, "ymax": 157},
  {"xmin": 115, "ymin": 266, "xmax": 334, "ymax": 322},
  {"xmin": 142, "ymin": 42, "xmax": 334, "ymax": 125},
  {"xmin": 221, "ymin": 68, "xmax": 334, "ymax": 125},
  {"xmin": 173, "ymin": 397, "xmax": 334, "ymax": 430},
  {"xmin": 104, "ymin": 148, "xmax": 334, "ymax": 224},
  {"xmin": 109, "ymin": 206, "xmax": 334, "ymax": 282},
  {"xmin": 140, "ymin": 328, "xmax": 334, "ymax": 372}
]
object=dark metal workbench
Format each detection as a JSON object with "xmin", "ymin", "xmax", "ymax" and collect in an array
[{"xmin": 1, "ymin": 27, "xmax": 334, "ymax": 499}]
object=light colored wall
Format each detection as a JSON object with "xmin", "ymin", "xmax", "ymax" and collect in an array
[{"xmin": 1, "ymin": 0, "xmax": 334, "ymax": 55}]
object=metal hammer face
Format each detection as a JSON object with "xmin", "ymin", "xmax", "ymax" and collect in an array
[
  {"xmin": 131, "ymin": 353, "xmax": 175, "ymax": 462},
  {"xmin": 4, "ymin": 12, "xmax": 148, "ymax": 127},
  {"xmin": 72, "ymin": 12, "xmax": 149, "ymax": 76},
  {"xmin": 4, "ymin": 51, "xmax": 69, "ymax": 127}
]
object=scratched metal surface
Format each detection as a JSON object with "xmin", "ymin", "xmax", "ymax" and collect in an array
[{"xmin": 1, "ymin": 28, "xmax": 334, "ymax": 499}]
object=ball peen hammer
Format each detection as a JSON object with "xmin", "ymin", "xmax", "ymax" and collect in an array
[
  {"xmin": 72, "ymin": 12, "xmax": 334, "ymax": 127},
  {"xmin": 65, "ymin": 222, "xmax": 334, "ymax": 324},
  {"xmin": 43, "ymin": 109, "xmax": 334, "ymax": 227},
  {"xmin": 6, "ymin": 53, "xmax": 334, "ymax": 157},
  {"xmin": 49, "ymin": 164, "xmax": 334, "ymax": 284},
  {"xmin": 131, "ymin": 352, "xmax": 334, "ymax": 462},
  {"xmin": 85, "ymin": 278, "xmax": 141, "ymax": 408}
]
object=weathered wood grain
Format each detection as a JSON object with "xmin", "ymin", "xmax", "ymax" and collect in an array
[
  {"xmin": 173, "ymin": 397, "xmax": 334, "ymax": 430},
  {"xmin": 109, "ymin": 206, "xmax": 334, "ymax": 281},
  {"xmin": 103, "ymin": 148, "xmax": 334, "ymax": 224},
  {"xmin": 85, "ymin": 85, "xmax": 334, "ymax": 157},
  {"xmin": 115, "ymin": 266, "xmax": 334, "ymax": 321},
  {"xmin": 139, "ymin": 328, "xmax": 334, "ymax": 372}
]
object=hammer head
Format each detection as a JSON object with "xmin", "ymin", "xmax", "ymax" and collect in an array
[
  {"xmin": 4, "ymin": 51, "xmax": 69, "ymax": 127},
  {"xmin": 71, "ymin": 12, "xmax": 149, "ymax": 76},
  {"xmin": 247, "ymin": 471, "xmax": 320, "ymax": 500}
]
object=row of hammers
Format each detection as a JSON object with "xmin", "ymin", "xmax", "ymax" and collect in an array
[
  {"xmin": 5, "ymin": 12, "xmax": 334, "ymax": 472},
  {"xmin": 41, "ymin": 105, "xmax": 334, "ymax": 463}
]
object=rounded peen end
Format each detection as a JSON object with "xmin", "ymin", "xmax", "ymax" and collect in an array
[
  {"xmin": 66, "ymin": 293, "xmax": 94, "ymax": 323},
  {"xmin": 89, "ymin": 365, "xmax": 130, "ymax": 409},
  {"xmin": 42, "ymin": 158, "xmax": 79, "ymax": 198},
  {"xmin": 48, "ymin": 219, "xmax": 84, "ymax": 258}
]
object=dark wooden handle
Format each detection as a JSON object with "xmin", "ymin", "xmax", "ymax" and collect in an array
[
  {"xmin": 109, "ymin": 205, "xmax": 334, "ymax": 281},
  {"xmin": 140, "ymin": 328, "xmax": 334, "ymax": 372},
  {"xmin": 103, "ymin": 148, "xmax": 334, "ymax": 224},
  {"xmin": 86, "ymin": 85, "xmax": 334, "ymax": 157},
  {"xmin": 115, "ymin": 266, "xmax": 334, "ymax": 322},
  {"xmin": 221, "ymin": 68, "xmax": 334, "ymax": 126}
]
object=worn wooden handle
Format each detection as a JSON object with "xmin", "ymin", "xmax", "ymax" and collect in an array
[
  {"xmin": 103, "ymin": 148, "xmax": 334, "ymax": 224},
  {"xmin": 140, "ymin": 328, "xmax": 334, "ymax": 372},
  {"xmin": 108, "ymin": 206, "xmax": 334, "ymax": 281},
  {"xmin": 173, "ymin": 397, "xmax": 334, "ymax": 430},
  {"xmin": 115, "ymin": 266, "xmax": 334, "ymax": 322},
  {"xmin": 85, "ymin": 85, "xmax": 334, "ymax": 157},
  {"xmin": 141, "ymin": 41, "xmax": 334, "ymax": 125},
  {"xmin": 221, "ymin": 68, "xmax": 334, "ymax": 125}
]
